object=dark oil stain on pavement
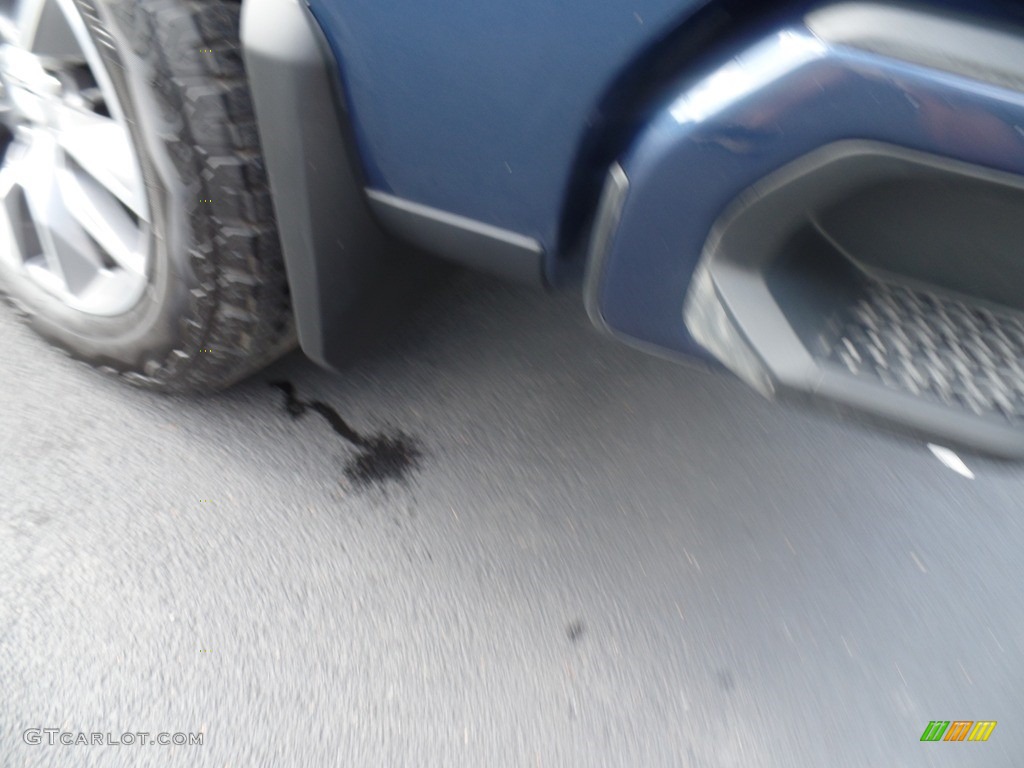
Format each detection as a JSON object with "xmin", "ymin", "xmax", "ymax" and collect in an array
[
  {"xmin": 270, "ymin": 381, "xmax": 423, "ymax": 488},
  {"xmin": 716, "ymin": 670, "xmax": 735, "ymax": 692},
  {"xmin": 566, "ymin": 619, "xmax": 586, "ymax": 643}
]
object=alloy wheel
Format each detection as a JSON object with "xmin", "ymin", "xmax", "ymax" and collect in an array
[{"xmin": 0, "ymin": 0, "xmax": 150, "ymax": 317}]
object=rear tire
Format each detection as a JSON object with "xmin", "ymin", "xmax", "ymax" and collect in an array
[{"xmin": 0, "ymin": 0, "xmax": 296, "ymax": 392}]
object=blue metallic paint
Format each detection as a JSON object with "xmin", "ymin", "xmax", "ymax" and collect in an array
[
  {"xmin": 591, "ymin": 13, "xmax": 1024, "ymax": 358},
  {"xmin": 303, "ymin": 0, "xmax": 712, "ymax": 256},
  {"xmin": 303, "ymin": 0, "xmax": 1024, "ymax": 360}
]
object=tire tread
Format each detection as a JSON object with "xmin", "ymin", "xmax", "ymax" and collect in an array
[{"xmin": 103, "ymin": 0, "xmax": 294, "ymax": 392}]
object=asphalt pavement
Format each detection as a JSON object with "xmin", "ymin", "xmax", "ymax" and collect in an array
[{"xmin": 2, "ymin": 270, "xmax": 1022, "ymax": 767}]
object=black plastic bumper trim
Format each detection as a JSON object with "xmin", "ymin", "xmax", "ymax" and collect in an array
[{"xmin": 685, "ymin": 140, "xmax": 1024, "ymax": 458}]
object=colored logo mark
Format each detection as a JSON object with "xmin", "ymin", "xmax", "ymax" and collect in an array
[{"xmin": 921, "ymin": 721, "xmax": 997, "ymax": 742}]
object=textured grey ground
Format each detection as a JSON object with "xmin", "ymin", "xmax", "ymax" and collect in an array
[{"xmin": 2, "ymin": 271, "xmax": 1022, "ymax": 768}]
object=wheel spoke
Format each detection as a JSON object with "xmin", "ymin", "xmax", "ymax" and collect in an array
[
  {"xmin": 0, "ymin": 133, "xmax": 65, "ymax": 283},
  {"xmin": 4, "ymin": 0, "xmax": 80, "ymax": 60},
  {"xmin": 52, "ymin": 104, "xmax": 147, "ymax": 218},
  {"xmin": 0, "ymin": 148, "xmax": 30, "ymax": 268},
  {"xmin": 1, "ymin": 0, "xmax": 47, "ymax": 48},
  {"xmin": 19, "ymin": 130, "xmax": 102, "ymax": 294},
  {"xmin": 59, "ymin": 159, "xmax": 146, "ymax": 275}
]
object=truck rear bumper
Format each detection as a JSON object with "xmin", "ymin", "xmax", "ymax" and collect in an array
[{"xmin": 586, "ymin": 3, "xmax": 1024, "ymax": 455}]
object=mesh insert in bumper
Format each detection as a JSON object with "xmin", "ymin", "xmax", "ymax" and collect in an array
[{"xmin": 821, "ymin": 280, "xmax": 1024, "ymax": 425}]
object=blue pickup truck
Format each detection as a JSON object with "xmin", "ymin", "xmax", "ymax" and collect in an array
[{"xmin": 3, "ymin": 0, "xmax": 1024, "ymax": 455}]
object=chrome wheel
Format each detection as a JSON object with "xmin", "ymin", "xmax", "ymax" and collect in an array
[{"xmin": 0, "ymin": 0, "xmax": 149, "ymax": 316}]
